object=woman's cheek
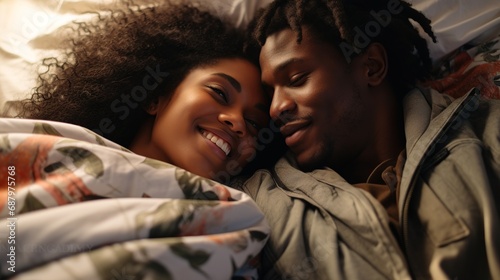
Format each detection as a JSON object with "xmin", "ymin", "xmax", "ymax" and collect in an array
[{"xmin": 236, "ymin": 137, "xmax": 257, "ymax": 163}]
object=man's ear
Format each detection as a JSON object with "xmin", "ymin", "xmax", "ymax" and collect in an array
[
  {"xmin": 145, "ymin": 98, "xmax": 160, "ymax": 115},
  {"xmin": 362, "ymin": 43, "xmax": 388, "ymax": 87}
]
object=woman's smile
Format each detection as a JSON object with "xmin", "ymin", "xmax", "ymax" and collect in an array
[{"xmin": 201, "ymin": 128, "xmax": 232, "ymax": 158}]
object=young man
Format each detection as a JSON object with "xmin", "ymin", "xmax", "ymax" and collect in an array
[{"xmin": 240, "ymin": 0, "xmax": 500, "ymax": 279}]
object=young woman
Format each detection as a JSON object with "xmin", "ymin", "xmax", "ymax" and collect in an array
[{"xmin": 16, "ymin": 0, "xmax": 280, "ymax": 182}]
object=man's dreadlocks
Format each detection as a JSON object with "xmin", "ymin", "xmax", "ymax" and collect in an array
[{"xmin": 250, "ymin": 0, "xmax": 437, "ymax": 94}]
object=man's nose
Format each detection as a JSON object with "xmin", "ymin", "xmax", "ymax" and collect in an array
[{"xmin": 270, "ymin": 87, "xmax": 295, "ymax": 124}]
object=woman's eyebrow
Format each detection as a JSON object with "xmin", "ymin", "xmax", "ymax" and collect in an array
[{"xmin": 212, "ymin": 73, "xmax": 241, "ymax": 92}]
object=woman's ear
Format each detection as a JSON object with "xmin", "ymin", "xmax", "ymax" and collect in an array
[
  {"xmin": 145, "ymin": 98, "xmax": 160, "ymax": 115},
  {"xmin": 363, "ymin": 43, "xmax": 388, "ymax": 87}
]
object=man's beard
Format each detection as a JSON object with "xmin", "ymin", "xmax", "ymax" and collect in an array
[{"xmin": 295, "ymin": 132, "xmax": 334, "ymax": 172}]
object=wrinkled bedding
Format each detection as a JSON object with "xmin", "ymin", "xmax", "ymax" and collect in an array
[
  {"xmin": 424, "ymin": 33, "xmax": 500, "ymax": 99},
  {"xmin": 0, "ymin": 118, "xmax": 269, "ymax": 279}
]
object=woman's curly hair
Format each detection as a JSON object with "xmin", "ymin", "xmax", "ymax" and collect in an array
[
  {"xmin": 18, "ymin": 0, "xmax": 256, "ymax": 147},
  {"xmin": 249, "ymin": 0, "xmax": 437, "ymax": 95}
]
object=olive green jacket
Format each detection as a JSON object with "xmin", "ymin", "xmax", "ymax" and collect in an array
[{"xmin": 240, "ymin": 87, "xmax": 500, "ymax": 279}]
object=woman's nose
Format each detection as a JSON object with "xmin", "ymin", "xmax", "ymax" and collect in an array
[{"xmin": 219, "ymin": 112, "xmax": 246, "ymax": 136}]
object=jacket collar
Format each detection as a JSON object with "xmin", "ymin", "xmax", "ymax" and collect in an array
[
  {"xmin": 398, "ymin": 87, "xmax": 481, "ymax": 213},
  {"xmin": 273, "ymin": 152, "xmax": 349, "ymax": 192}
]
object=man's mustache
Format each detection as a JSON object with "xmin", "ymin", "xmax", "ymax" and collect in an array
[{"xmin": 273, "ymin": 111, "xmax": 309, "ymax": 127}]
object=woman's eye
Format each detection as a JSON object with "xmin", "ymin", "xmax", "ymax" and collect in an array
[
  {"xmin": 208, "ymin": 86, "xmax": 228, "ymax": 102},
  {"xmin": 289, "ymin": 73, "xmax": 307, "ymax": 87}
]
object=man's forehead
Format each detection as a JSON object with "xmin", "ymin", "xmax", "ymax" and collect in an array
[
  {"xmin": 260, "ymin": 27, "xmax": 330, "ymax": 72},
  {"xmin": 261, "ymin": 29, "xmax": 299, "ymax": 56},
  {"xmin": 260, "ymin": 29, "xmax": 309, "ymax": 67}
]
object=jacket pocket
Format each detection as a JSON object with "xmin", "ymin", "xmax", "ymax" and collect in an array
[{"xmin": 412, "ymin": 179, "xmax": 470, "ymax": 247}]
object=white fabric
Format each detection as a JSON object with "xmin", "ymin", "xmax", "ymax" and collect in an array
[
  {"xmin": 410, "ymin": 0, "xmax": 500, "ymax": 62},
  {"xmin": 0, "ymin": 0, "xmax": 272, "ymax": 112}
]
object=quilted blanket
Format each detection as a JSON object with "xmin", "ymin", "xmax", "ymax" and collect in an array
[{"xmin": 0, "ymin": 118, "xmax": 269, "ymax": 280}]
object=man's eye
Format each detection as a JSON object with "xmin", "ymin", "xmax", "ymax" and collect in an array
[
  {"xmin": 246, "ymin": 119, "xmax": 260, "ymax": 130},
  {"xmin": 289, "ymin": 73, "xmax": 307, "ymax": 87},
  {"xmin": 208, "ymin": 86, "xmax": 228, "ymax": 102}
]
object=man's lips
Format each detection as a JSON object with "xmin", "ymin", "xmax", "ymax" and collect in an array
[
  {"xmin": 280, "ymin": 120, "xmax": 311, "ymax": 147},
  {"xmin": 280, "ymin": 120, "xmax": 310, "ymax": 137}
]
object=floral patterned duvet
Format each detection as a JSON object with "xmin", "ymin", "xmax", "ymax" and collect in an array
[{"xmin": 0, "ymin": 118, "xmax": 269, "ymax": 280}]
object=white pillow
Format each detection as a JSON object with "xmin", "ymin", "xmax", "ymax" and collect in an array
[
  {"xmin": 410, "ymin": 0, "xmax": 500, "ymax": 62},
  {"xmin": 228, "ymin": 0, "xmax": 500, "ymax": 63}
]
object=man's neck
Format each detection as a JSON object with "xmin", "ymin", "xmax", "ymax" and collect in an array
[{"xmin": 338, "ymin": 88, "xmax": 405, "ymax": 184}]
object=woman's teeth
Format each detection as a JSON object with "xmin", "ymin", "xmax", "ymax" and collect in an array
[{"xmin": 202, "ymin": 131, "xmax": 231, "ymax": 156}]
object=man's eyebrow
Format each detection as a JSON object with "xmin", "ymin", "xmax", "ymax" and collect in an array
[
  {"xmin": 262, "ymin": 57, "xmax": 305, "ymax": 88},
  {"xmin": 261, "ymin": 57, "xmax": 305, "ymax": 89},
  {"xmin": 276, "ymin": 57, "xmax": 304, "ymax": 72},
  {"xmin": 213, "ymin": 73, "xmax": 241, "ymax": 93}
]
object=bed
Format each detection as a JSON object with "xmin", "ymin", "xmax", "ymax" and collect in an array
[{"xmin": 0, "ymin": 0, "xmax": 499, "ymax": 279}]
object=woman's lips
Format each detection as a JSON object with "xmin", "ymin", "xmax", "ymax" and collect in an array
[
  {"xmin": 199, "ymin": 127, "xmax": 236, "ymax": 163},
  {"xmin": 201, "ymin": 130, "xmax": 231, "ymax": 156}
]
